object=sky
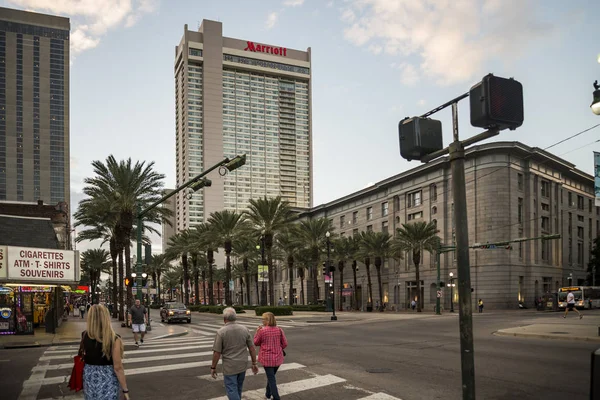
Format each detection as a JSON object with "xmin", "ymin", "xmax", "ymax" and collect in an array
[{"xmin": 3, "ymin": 0, "xmax": 600, "ymax": 254}]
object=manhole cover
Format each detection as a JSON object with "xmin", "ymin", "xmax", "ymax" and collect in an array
[
  {"xmin": 549, "ymin": 332, "xmax": 569, "ymax": 334},
  {"xmin": 366, "ymin": 368, "xmax": 392, "ymax": 374}
]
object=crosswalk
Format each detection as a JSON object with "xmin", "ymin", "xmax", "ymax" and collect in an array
[
  {"xmin": 18, "ymin": 334, "xmax": 402, "ymax": 400},
  {"xmin": 189, "ymin": 318, "xmax": 306, "ymax": 337}
]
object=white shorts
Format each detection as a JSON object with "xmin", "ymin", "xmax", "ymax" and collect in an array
[{"xmin": 132, "ymin": 323, "xmax": 146, "ymax": 333}]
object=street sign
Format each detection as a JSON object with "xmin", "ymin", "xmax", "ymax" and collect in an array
[{"xmin": 437, "ymin": 290, "xmax": 443, "ymax": 298}]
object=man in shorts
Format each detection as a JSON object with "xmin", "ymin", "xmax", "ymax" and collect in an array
[
  {"xmin": 129, "ymin": 299, "xmax": 148, "ymax": 346},
  {"xmin": 563, "ymin": 290, "xmax": 583, "ymax": 319}
]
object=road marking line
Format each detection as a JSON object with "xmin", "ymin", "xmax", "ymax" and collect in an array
[
  {"xmin": 192, "ymin": 328, "xmax": 219, "ymax": 336},
  {"xmin": 18, "ymin": 360, "xmax": 50, "ymax": 400},
  {"xmin": 197, "ymin": 362, "xmax": 306, "ymax": 381},
  {"xmin": 40, "ymin": 344, "xmax": 214, "ymax": 360},
  {"xmin": 124, "ymin": 338, "xmax": 213, "ymax": 348},
  {"xmin": 39, "ymin": 395, "xmax": 83, "ymax": 400},
  {"xmin": 207, "ymin": 374, "xmax": 346, "ymax": 400},
  {"xmin": 357, "ymin": 393, "xmax": 404, "ymax": 400},
  {"xmin": 33, "ymin": 351, "xmax": 214, "ymax": 371},
  {"xmin": 122, "ymin": 336, "xmax": 210, "ymax": 346}
]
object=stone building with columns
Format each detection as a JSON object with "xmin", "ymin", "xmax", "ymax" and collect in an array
[{"xmin": 277, "ymin": 141, "xmax": 599, "ymax": 310}]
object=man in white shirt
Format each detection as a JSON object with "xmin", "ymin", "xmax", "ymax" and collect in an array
[{"xmin": 563, "ymin": 290, "xmax": 583, "ymax": 319}]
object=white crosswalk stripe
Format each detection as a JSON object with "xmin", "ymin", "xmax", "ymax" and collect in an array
[
  {"xmin": 188, "ymin": 319, "xmax": 304, "ymax": 338},
  {"xmin": 21, "ymin": 334, "xmax": 402, "ymax": 400}
]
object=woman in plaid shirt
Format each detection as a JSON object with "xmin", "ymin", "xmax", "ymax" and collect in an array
[{"xmin": 254, "ymin": 312, "xmax": 288, "ymax": 400}]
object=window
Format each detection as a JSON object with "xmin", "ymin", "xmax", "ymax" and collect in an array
[
  {"xmin": 430, "ymin": 184, "xmax": 438, "ymax": 202},
  {"xmin": 568, "ymin": 238, "xmax": 573, "ymax": 263},
  {"xmin": 541, "ymin": 239, "xmax": 549, "ymax": 261},
  {"xmin": 353, "ymin": 228, "xmax": 359, "ymax": 236},
  {"xmin": 396, "ymin": 216, "xmax": 400, "ymax": 224},
  {"xmin": 568, "ymin": 213, "xmax": 572, "ymax": 234},
  {"xmin": 578, "ymin": 242, "xmax": 584, "ymax": 265},
  {"xmin": 541, "ymin": 180, "xmax": 550, "ymax": 198},
  {"xmin": 541, "ymin": 217, "xmax": 550, "ymax": 231},
  {"xmin": 578, "ymin": 215, "xmax": 584, "ymax": 223},
  {"xmin": 568, "ymin": 192, "xmax": 573, "ymax": 207},
  {"xmin": 517, "ymin": 173, "xmax": 523, "ymax": 191},
  {"xmin": 366, "ymin": 225, "xmax": 373, "ymax": 232},
  {"xmin": 577, "ymin": 227, "xmax": 584, "ymax": 239},
  {"xmin": 432, "ymin": 206, "xmax": 437, "ymax": 215},
  {"xmin": 382, "ymin": 221, "xmax": 389, "ymax": 234},
  {"xmin": 367, "ymin": 207, "xmax": 373, "ymax": 221},
  {"xmin": 408, "ymin": 211, "xmax": 423, "ymax": 221},
  {"xmin": 518, "ymin": 242, "xmax": 523, "ymax": 259},
  {"xmin": 541, "ymin": 203, "xmax": 549, "ymax": 212},
  {"xmin": 407, "ymin": 191, "xmax": 422, "ymax": 207},
  {"xmin": 518, "ymin": 198, "xmax": 523, "ymax": 223},
  {"xmin": 577, "ymin": 195, "xmax": 584, "ymax": 210},
  {"xmin": 340, "ymin": 215, "xmax": 345, "ymax": 229},
  {"xmin": 381, "ymin": 202, "xmax": 389, "ymax": 217},
  {"xmin": 353, "ymin": 211, "xmax": 358, "ymax": 224}
]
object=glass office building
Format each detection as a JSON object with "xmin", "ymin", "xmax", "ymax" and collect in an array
[{"xmin": 174, "ymin": 20, "xmax": 312, "ymax": 231}]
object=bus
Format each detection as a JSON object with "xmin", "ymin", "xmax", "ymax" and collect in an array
[{"xmin": 557, "ymin": 286, "xmax": 600, "ymax": 309}]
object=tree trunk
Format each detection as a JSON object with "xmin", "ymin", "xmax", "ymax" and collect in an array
[
  {"xmin": 225, "ymin": 242, "xmax": 232, "ymax": 306},
  {"xmin": 254, "ymin": 271, "xmax": 260, "ymax": 306},
  {"xmin": 265, "ymin": 234, "xmax": 274, "ymax": 305},
  {"xmin": 194, "ymin": 267, "xmax": 200, "ymax": 306},
  {"xmin": 365, "ymin": 258, "xmax": 373, "ymax": 309},
  {"xmin": 118, "ymin": 249, "xmax": 124, "ymax": 321},
  {"xmin": 288, "ymin": 256, "xmax": 294, "ymax": 306},
  {"xmin": 300, "ymin": 275, "xmax": 305, "ymax": 305},
  {"xmin": 239, "ymin": 276, "xmax": 244, "ymax": 306},
  {"xmin": 110, "ymin": 237, "xmax": 118, "ymax": 318},
  {"xmin": 182, "ymin": 254, "xmax": 189, "ymax": 305},
  {"xmin": 156, "ymin": 271, "xmax": 161, "ymax": 304},
  {"xmin": 414, "ymin": 250, "xmax": 422, "ymax": 312},
  {"xmin": 352, "ymin": 260, "xmax": 358, "ymax": 311},
  {"xmin": 244, "ymin": 258, "xmax": 251, "ymax": 306},
  {"xmin": 125, "ymin": 244, "xmax": 132, "ymax": 309},
  {"xmin": 207, "ymin": 250, "xmax": 215, "ymax": 305},
  {"xmin": 217, "ymin": 282, "xmax": 222, "ymax": 304},
  {"xmin": 338, "ymin": 261, "xmax": 344, "ymax": 312},
  {"xmin": 375, "ymin": 265, "xmax": 383, "ymax": 311},
  {"xmin": 201, "ymin": 269, "xmax": 207, "ymax": 305},
  {"xmin": 311, "ymin": 264, "xmax": 319, "ymax": 304}
]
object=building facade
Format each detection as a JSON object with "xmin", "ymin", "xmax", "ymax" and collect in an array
[
  {"xmin": 272, "ymin": 142, "xmax": 599, "ymax": 310},
  {"xmin": 161, "ymin": 188, "xmax": 177, "ymax": 252},
  {"xmin": 0, "ymin": 7, "xmax": 70, "ymax": 205},
  {"xmin": 174, "ymin": 19, "xmax": 312, "ymax": 232}
]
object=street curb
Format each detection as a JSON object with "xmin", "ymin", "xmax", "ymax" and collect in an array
[
  {"xmin": 494, "ymin": 330, "xmax": 600, "ymax": 342},
  {"xmin": 0, "ymin": 340, "xmax": 80, "ymax": 350},
  {"xmin": 153, "ymin": 330, "xmax": 189, "ymax": 339}
]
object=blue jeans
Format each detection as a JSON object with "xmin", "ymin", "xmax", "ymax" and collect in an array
[
  {"xmin": 265, "ymin": 366, "xmax": 280, "ymax": 400},
  {"xmin": 223, "ymin": 371, "xmax": 246, "ymax": 400}
]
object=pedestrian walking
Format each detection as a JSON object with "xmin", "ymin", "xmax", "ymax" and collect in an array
[
  {"xmin": 411, "ymin": 299, "xmax": 416, "ymax": 311},
  {"xmin": 277, "ymin": 297, "xmax": 284, "ymax": 306},
  {"xmin": 210, "ymin": 307, "xmax": 258, "ymax": 400},
  {"xmin": 563, "ymin": 290, "xmax": 583, "ymax": 319},
  {"xmin": 79, "ymin": 304, "xmax": 86, "ymax": 319},
  {"xmin": 254, "ymin": 312, "xmax": 288, "ymax": 400},
  {"xmin": 128, "ymin": 299, "xmax": 148, "ymax": 346},
  {"xmin": 478, "ymin": 299, "xmax": 484, "ymax": 313},
  {"xmin": 80, "ymin": 305, "xmax": 129, "ymax": 399}
]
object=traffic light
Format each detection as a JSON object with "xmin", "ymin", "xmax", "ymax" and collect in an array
[
  {"xmin": 189, "ymin": 177, "xmax": 212, "ymax": 192},
  {"xmin": 224, "ymin": 154, "xmax": 247, "ymax": 172},
  {"xmin": 469, "ymin": 74, "xmax": 524, "ymax": 131},
  {"xmin": 322, "ymin": 262, "xmax": 327, "ymax": 275},
  {"xmin": 124, "ymin": 277, "xmax": 133, "ymax": 287},
  {"xmin": 398, "ymin": 116, "xmax": 443, "ymax": 161}
]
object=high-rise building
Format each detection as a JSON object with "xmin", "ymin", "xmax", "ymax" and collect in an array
[
  {"xmin": 161, "ymin": 188, "xmax": 177, "ymax": 252},
  {"xmin": 0, "ymin": 7, "xmax": 70, "ymax": 204},
  {"xmin": 174, "ymin": 20, "xmax": 312, "ymax": 231}
]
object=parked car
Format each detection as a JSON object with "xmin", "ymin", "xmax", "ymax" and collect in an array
[{"xmin": 160, "ymin": 302, "xmax": 191, "ymax": 324}]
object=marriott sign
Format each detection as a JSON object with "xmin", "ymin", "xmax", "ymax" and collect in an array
[{"xmin": 244, "ymin": 41, "xmax": 288, "ymax": 57}]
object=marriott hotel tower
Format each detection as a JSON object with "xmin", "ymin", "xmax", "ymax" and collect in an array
[{"xmin": 174, "ymin": 19, "xmax": 312, "ymax": 231}]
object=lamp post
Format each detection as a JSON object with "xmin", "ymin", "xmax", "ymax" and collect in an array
[
  {"xmin": 257, "ymin": 233, "xmax": 266, "ymax": 305},
  {"xmin": 591, "ymin": 80, "xmax": 600, "ymax": 115},
  {"xmin": 326, "ymin": 231, "xmax": 337, "ymax": 321},
  {"xmin": 448, "ymin": 272, "xmax": 456, "ymax": 313}
]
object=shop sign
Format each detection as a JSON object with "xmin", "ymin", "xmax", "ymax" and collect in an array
[
  {"xmin": 19, "ymin": 286, "xmax": 53, "ymax": 293},
  {"xmin": 5, "ymin": 246, "xmax": 78, "ymax": 282},
  {"xmin": 0, "ymin": 246, "xmax": 6, "ymax": 279},
  {"xmin": 244, "ymin": 41, "xmax": 288, "ymax": 57}
]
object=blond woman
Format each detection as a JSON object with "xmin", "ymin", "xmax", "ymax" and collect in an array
[{"xmin": 82, "ymin": 305, "xmax": 129, "ymax": 399}]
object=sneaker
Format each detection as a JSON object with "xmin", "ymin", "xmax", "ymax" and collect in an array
[
  {"xmin": 580, "ymin": 315, "xmax": 583, "ymax": 319},
  {"xmin": 141, "ymin": 339, "xmax": 144, "ymax": 344},
  {"xmin": 563, "ymin": 316, "xmax": 566, "ymax": 318},
  {"xmin": 135, "ymin": 342, "xmax": 139, "ymax": 347}
]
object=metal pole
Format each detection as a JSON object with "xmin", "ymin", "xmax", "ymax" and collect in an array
[
  {"xmin": 261, "ymin": 236, "xmax": 266, "ymax": 306},
  {"xmin": 136, "ymin": 203, "xmax": 143, "ymax": 301},
  {"xmin": 449, "ymin": 102, "xmax": 476, "ymax": 400},
  {"xmin": 450, "ymin": 278, "xmax": 455, "ymax": 313},
  {"xmin": 329, "ymin": 238, "xmax": 337, "ymax": 320},
  {"xmin": 436, "ymin": 248, "xmax": 441, "ymax": 315}
]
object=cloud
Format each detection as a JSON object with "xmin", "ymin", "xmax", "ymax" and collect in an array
[
  {"xmin": 340, "ymin": 0, "xmax": 556, "ymax": 86},
  {"xmin": 283, "ymin": 0, "xmax": 304, "ymax": 6},
  {"xmin": 417, "ymin": 99, "xmax": 426, "ymax": 106},
  {"xmin": 265, "ymin": 11, "xmax": 279, "ymax": 29},
  {"xmin": 7, "ymin": 0, "xmax": 158, "ymax": 58},
  {"xmin": 399, "ymin": 63, "xmax": 419, "ymax": 85},
  {"xmin": 326, "ymin": 1, "xmax": 334, "ymax": 7}
]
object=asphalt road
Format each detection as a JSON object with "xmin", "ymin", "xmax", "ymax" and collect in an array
[{"xmin": 0, "ymin": 311, "xmax": 597, "ymax": 399}]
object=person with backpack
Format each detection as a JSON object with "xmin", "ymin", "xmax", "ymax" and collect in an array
[{"xmin": 254, "ymin": 312, "xmax": 288, "ymax": 400}]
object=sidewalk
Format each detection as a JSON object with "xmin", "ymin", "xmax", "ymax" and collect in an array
[
  {"xmin": 494, "ymin": 313, "xmax": 600, "ymax": 342},
  {"xmin": 232, "ymin": 309, "xmax": 457, "ymax": 323},
  {"xmin": 0, "ymin": 309, "xmax": 189, "ymax": 349}
]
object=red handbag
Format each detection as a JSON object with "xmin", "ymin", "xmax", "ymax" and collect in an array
[{"xmin": 68, "ymin": 332, "xmax": 86, "ymax": 392}]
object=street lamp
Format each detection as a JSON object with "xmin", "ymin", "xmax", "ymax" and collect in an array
[
  {"xmin": 592, "ymin": 81, "xmax": 600, "ymax": 115},
  {"xmin": 448, "ymin": 272, "xmax": 456, "ymax": 313},
  {"xmin": 326, "ymin": 231, "xmax": 337, "ymax": 321}
]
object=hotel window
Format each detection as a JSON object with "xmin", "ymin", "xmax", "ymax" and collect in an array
[
  {"xmin": 541, "ymin": 203, "xmax": 549, "ymax": 212},
  {"xmin": 381, "ymin": 202, "xmax": 389, "ymax": 217},
  {"xmin": 541, "ymin": 240, "xmax": 549, "ymax": 261},
  {"xmin": 578, "ymin": 242, "xmax": 584, "ymax": 265},
  {"xmin": 407, "ymin": 191, "xmax": 422, "ymax": 207},
  {"xmin": 578, "ymin": 215, "xmax": 584, "ymax": 223},
  {"xmin": 568, "ymin": 192, "xmax": 573, "ymax": 207},
  {"xmin": 518, "ymin": 198, "xmax": 523, "ymax": 223},
  {"xmin": 382, "ymin": 221, "xmax": 389, "ymax": 234},
  {"xmin": 353, "ymin": 228, "xmax": 359, "ymax": 236},
  {"xmin": 541, "ymin": 180, "xmax": 550, "ymax": 198},
  {"xmin": 340, "ymin": 215, "xmax": 345, "ymax": 229},
  {"xmin": 367, "ymin": 207, "xmax": 373, "ymax": 221},
  {"xmin": 517, "ymin": 173, "xmax": 523, "ymax": 191},
  {"xmin": 577, "ymin": 195, "xmax": 584, "ymax": 210},
  {"xmin": 577, "ymin": 227, "xmax": 584, "ymax": 239},
  {"xmin": 430, "ymin": 184, "xmax": 438, "ymax": 202},
  {"xmin": 541, "ymin": 217, "xmax": 550, "ymax": 232},
  {"xmin": 367, "ymin": 225, "xmax": 373, "ymax": 232},
  {"xmin": 568, "ymin": 239, "xmax": 572, "ymax": 263},
  {"xmin": 432, "ymin": 206, "xmax": 437, "ymax": 215},
  {"xmin": 353, "ymin": 211, "xmax": 358, "ymax": 224},
  {"xmin": 518, "ymin": 242, "xmax": 523, "ymax": 259},
  {"xmin": 408, "ymin": 211, "xmax": 423, "ymax": 221}
]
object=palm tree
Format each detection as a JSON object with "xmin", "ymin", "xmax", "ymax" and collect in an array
[
  {"xmin": 80, "ymin": 155, "xmax": 171, "ymax": 318},
  {"xmin": 207, "ymin": 210, "xmax": 249, "ymax": 306},
  {"xmin": 244, "ymin": 196, "xmax": 295, "ymax": 305},
  {"xmin": 294, "ymin": 217, "xmax": 335, "ymax": 304},
  {"xmin": 147, "ymin": 254, "xmax": 170, "ymax": 303},
  {"xmin": 163, "ymin": 266, "xmax": 182, "ymax": 302},
  {"xmin": 357, "ymin": 231, "xmax": 376, "ymax": 311},
  {"xmin": 294, "ymin": 247, "xmax": 312, "ymax": 305},
  {"xmin": 213, "ymin": 268, "xmax": 226, "ymax": 304},
  {"xmin": 275, "ymin": 230, "xmax": 299, "ymax": 306},
  {"xmin": 333, "ymin": 236, "xmax": 355, "ymax": 312},
  {"xmin": 193, "ymin": 223, "xmax": 220, "ymax": 305},
  {"xmin": 393, "ymin": 221, "xmax": 440, "ymax": 312},
  {"xmin": 346, "ymin": 235, "xmax": 361, "ymax": 310},
  {"xmin": 233, "ymin": 238, "xmax": 258, "ymax": 305},
  {"xmin": 80, "ymin": 248, "xmax": 110, "ymax": 304},
  {"xmin": 359, "ymin": 231, "xmax": 394, "ymax": 311},
  {"xmin": 165, "ymin": 230, "xmax": 193, "ymax": 305}
]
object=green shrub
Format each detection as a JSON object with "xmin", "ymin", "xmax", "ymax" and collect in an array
[
  {"xmin": 255, "ymin": 306, "xmax": 293, "ymax": 316},
  {"xmin": 149, "ymin": 304, "xmax": 162, "ymax": 309},
  {"xmin": 204, "ymin": 305, "xmax": 245, "ymax": 314},
  {"xmin": 242, "ymin": 305, "xmax": 258, "ymax": 310},
  {"xmin": 292, "ymin": 305, "xmax": 326, "ymax": 312},
  {"xmin": 188, "ymin": 305, "xmax": 211, "ymax": 312}
]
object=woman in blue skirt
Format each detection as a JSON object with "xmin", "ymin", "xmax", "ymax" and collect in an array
[{"xmin": 81, "ymin": 305, "xmax": 129, "ymax": 399}]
